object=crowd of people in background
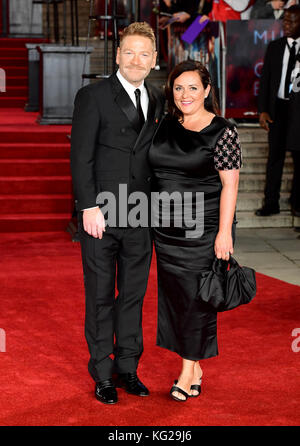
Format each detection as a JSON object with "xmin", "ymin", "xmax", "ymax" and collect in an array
[
  {"xmin": 157, "ymin": 1, "xmax": 300, "ymax": 219},
  {"xmin": 159, "ymin": 0, "xmax": 299, "ymax": 23}
]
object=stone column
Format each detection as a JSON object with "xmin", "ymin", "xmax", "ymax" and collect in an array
[{"xmin": 38, "ymin": 44, "xmax": 94, "ymax": 124}]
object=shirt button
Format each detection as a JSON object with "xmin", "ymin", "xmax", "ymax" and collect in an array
[
  {"xmin": 132, "ymin": 151, "xmax": 136, "ymax": 155},
  {"xmin": 132, "ymin": 175, "xmax": 135, "ymax": 179}
]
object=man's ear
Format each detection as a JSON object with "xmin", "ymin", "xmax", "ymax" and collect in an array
[{"xmin": 151, "ymin": 51, "xmax": 158, "ymax": 69}]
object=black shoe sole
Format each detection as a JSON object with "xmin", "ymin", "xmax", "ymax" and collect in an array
[
  {"xmin": 115, "ymin": 382, "xmax": 149, "ymax": 396},
  {"xmin": 126, "ymin": 391, "xmax": 149, "ymax": 396},
  {"xmin": 120, "ymin": 387, "xmax": 149, "ymax": 396},
  {"xmin": 95, "ymin": 394, "xmax": 118, "ymax": 404}
]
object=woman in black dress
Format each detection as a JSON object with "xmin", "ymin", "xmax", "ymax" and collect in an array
[{"xmin": 149, "ymin": 60, "xmax": 242, "ymax": 401}]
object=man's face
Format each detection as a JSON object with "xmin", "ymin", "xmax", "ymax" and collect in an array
[
  {"xmin": 283, "ymin": 12, "xmax": 300, "ymax": 39},
  {"xmin": 116, "ymin": 35, "xmax": 157, "ymax": 87}
]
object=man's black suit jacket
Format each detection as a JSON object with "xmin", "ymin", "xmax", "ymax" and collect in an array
[
  {"xmin": 70, "ymin": 73, "xmax": 165, "ymax": 220},
  {"xmin": 258, "ymin": 37, "xmax": 287, "ymax": 119},
  {"xmin": 258, "ymin": 36, "xmax": 300, "ymax": 151}
]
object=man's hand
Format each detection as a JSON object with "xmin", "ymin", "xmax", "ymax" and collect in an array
[
  {"xmin": 83, "ymin": 207, "xmax": 106, "ymax": 239},
  {"xmin": 270, "ymin": 1, "xmax": 285, "ymax": 10},
  {"xmin": 259, "ymin": 112, "xmax": 273, "ymax": 131}
]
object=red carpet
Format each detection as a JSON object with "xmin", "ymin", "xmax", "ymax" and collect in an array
[
  {"xmin": 0, "ymin": 231, "xmax": 299, "ymax": 426},
  {"xmin": 0, "ymin": 109, "xmax": 72, "ymax": 232}
]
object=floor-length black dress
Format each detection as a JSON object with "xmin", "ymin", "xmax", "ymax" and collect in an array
[{"xmin": 149, "ymin": 114, "xmax": 242, "ymax": 360}]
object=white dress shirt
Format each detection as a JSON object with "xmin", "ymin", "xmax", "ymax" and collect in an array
[
  {"xmin": 83, "ymin": 71, "xmax": 149, "ymax": 211},
  {"xmin": 278, "ymin": 37, "xmax": 300, "ymax": 100},
  {"xmin": 116, "ymin": 69, "xmax": 149, "ymax": 120}
]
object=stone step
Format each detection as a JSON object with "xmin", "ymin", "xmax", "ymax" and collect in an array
[
  {"xmin": 294, "ymin": 216, "xmax": 300, "ymax": 227},
  {"xmin": 236, "ymin": 192, "xmax": 291, "ymax": 211},
  {"xmin": 240, "ymin": 142, "xmax": 269, "ymax": 158},
  {"xmin": 237, "ymin": 127, "xmax": 268, "ymax": 143},
  {"xmin": 236, "ymin": 211, "xmax": 293, "ymax": 228},
  {"xmin": 241, "ymin": 157, "xmax": 293, "ymax": 174},
  {"xmin": 238, "ymin": 173, "xmax": 292, "ymax": 192}
]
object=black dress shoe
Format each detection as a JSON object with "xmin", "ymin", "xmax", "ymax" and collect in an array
[
  {"xmin": 255, "ymin": 206, "xmax": 280, "ymax": 217},
  {"xmin": 114, "ymin": 372, "xmax": 149, "ymax": 396},
  {"xmin": 95, "ymin": 379, "xmax": 118, "ymax": 404}
]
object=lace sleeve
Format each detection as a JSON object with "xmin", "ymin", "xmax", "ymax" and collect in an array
[{"xmin": 214, "ymin": 126, "xmax": 242, "ymax": 171}]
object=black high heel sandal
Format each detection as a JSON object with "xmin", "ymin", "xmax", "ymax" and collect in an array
[
  {"xmin": 190, "ymin": 376, "xmax": 202, "ymax": 398},
  {"xmin": 170, "ymin": 380, "xmax": 190, "ymax": 402}
]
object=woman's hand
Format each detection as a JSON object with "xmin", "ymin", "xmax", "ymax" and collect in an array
[
  {"xmin": 173, "ymin": 12, "xmax": 191, "ymax": 23},
  {"xmin": 159, "ymin": 16, "xmax": 170, "ymax": 28},
  {"xmin": 214, "ymin": 231, "xmax": 233, "ymax": 261},
  {"xmin": 270, "ymin": 1, "xmax": 285, "ymax": 10},
  {"xmin": 199, "ymin": 15, "xmax": 210, "ymax": 23}
]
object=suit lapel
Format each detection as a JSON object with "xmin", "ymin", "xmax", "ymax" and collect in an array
[
  {"xmin": 109, "ymin": 73, "xmax": 162, "ymax": 142},
  {"xmin": 110, "ymin": 73, "xmax": 141, "ymax": 134},
  {"xmin": 135, "ymin": 82, "xmax": 158, "ymax": 142},
  {"xmin": 273, "ymin": 38, "xmax": 288, "ymax": 93},
  {"xmin": 276, "ymin": 38, "xmax": 288, "ymax": 80},
  {"xmin": 146, "ymin": 81, "xmax": 156, "ymax": 122},
  {"xmin": 278, "ymin": 37, "xmax": 287, "ymax": 64},
  {"xmin": 132, "ymin": 81, "xmax": 163, "ymax": 149}
]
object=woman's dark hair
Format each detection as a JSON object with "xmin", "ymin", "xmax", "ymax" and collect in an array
[{"xmin": 165, "ymin": 60, "xmax": 220, "ymax": 122}]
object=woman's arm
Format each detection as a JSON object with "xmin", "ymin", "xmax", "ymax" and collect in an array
[
  {"xmin": 215, "ymin": 169, "xmax": 239, "ymax": 260},
  {"xmin": 213, "ymin": 126, "xmax": 242, "ymax": 260}
]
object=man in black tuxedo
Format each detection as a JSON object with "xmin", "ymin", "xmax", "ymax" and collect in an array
[
  {"xmin": 70, "ymin": 22, "xmax": 165, "ymax": 404},
  {"xmin": 256, "ymin": 5, "xmax": 300, "ymax": 217}
]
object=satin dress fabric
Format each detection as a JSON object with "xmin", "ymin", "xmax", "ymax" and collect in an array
[{"xmin": 149, "ymin": 115, "xmax": 237, "ymax": 360}]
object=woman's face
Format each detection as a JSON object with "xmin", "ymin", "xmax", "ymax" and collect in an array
[{"xmin": 173, "ymin": 70, "xmax": 210, "ymax": 117}]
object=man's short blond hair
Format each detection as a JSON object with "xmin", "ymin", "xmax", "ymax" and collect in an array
[{"xmin": 120, "ymin": 22, "xmax": 156, "ymax": 50}]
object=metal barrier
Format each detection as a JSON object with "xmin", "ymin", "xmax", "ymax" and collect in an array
[{"xmin": 0, "ymin": 0, "xmax": 9, "ymax": 36}]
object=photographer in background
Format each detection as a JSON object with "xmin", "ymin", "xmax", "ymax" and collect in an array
[
  {"xmin": 251, "ymin": 0, "xmax": 299, "ymax": 19},
  {"xmin": 209, "ymin": 0, "xmax": 255, "ymax": 20},
  {"xmin": 159, "ymin": 0, "xmax": 200, "ymax": 27}
]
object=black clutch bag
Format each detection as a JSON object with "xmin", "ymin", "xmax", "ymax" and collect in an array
[{"xmin": 197, "ymin": 256, "xmax": 256, "ymax": 312}]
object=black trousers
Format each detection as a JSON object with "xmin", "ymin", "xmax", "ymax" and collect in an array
[
  {"xmin": 265, "ymin": 98, "xmax": 300, "ymax": 209},
  {"xmin": 78, "ymin": 218, "xmax": 152, "ymax": 382}
]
